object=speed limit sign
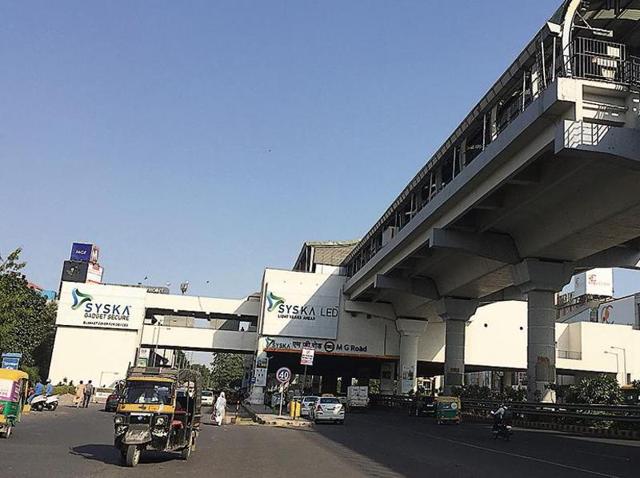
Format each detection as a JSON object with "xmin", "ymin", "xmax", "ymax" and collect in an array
[{"xmin": 276, "ymin": 367, "xmax": 292, "ymax": 384}]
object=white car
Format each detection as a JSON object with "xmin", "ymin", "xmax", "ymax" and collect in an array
[
  {"xmin": 311, "ymin": 396, "xmax": 345, "ymax": 424},
  {"xmin": 300, "ymin": 396, "xmax": 319, "ymax": 417},
  {"xmin": 201, "ymin": 390, "xmax": 214, "ymax": 407}
]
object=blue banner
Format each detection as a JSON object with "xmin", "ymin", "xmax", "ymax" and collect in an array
[{"xmin": 70, "ymin": 242, "xmax": 93, "ymax": 262}]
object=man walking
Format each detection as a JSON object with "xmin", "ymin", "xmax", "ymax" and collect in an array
[
  {"xmin": 75, "ymin": 381, "xmax": 85, "ymax": 408},
  {"xmin": 83, "ymin": 380, "xmax": 94, "ymax": 408}
]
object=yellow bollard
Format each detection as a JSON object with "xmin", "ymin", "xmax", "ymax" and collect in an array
[{"xmin": 289, "ymin": 400, "xmax": 301, "ymax": 419}]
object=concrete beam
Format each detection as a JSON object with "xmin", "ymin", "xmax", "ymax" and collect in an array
[
  {"xmin": 479, "ymin": 286, "xmax": 526, "ymax": 304},
  {"xmin": 343, "ymin": 300, "xmax": 396, "ymax": 321},
  {"xmin": 429, "ymin": 228, "xmax": 520, "ymax": 264},
  {"xmin": 373, "ymin": 274, "xmax": 439, "ymax": 300},
  {"xmin": 575, "ymin": 245, "xmax": 640, "ymax": 270}
]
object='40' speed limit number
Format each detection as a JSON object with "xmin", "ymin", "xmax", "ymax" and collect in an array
[{"xmin": 276, "ymin": 367, "xmax": 292, "ymax": 384}]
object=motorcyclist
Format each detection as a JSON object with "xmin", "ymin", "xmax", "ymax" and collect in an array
[
  {"xmin": 491, "ymin": 403, "xmax": 507, "ymax": 431},
  {"xmin": 45, "ymin": 380, "xmax": 54, "ymax": 396},
  {"xmin": 28, "ymin": 380, "xmax": 44, "ymax": 403}
]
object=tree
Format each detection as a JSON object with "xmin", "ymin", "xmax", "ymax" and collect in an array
[
  {"xmin": 190, "ymin": 364, "xmax": 213, "ymax": 389},
  {"xmin": 0, "ymin": 248, "xmax": 57, "ymax": 381},
  {"xmin": 209, "ymin": 353, "xmax": 245, "ymax": 390},
  {"xmin": 568, "ymin": 375, "xmax": 622, "ymax": 405}
]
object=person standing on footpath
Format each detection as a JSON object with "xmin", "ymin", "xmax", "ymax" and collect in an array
[
  {"xmin": 83, "ymin": 380, "xmax": 94, "ymax": 408},
  {"xmin": 75, "ymin": 381, "xmax": 85, "ymax": 408}
]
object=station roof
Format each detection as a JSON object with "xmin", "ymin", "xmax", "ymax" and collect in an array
[{"xmin": 293, "ymin": 240, "xmax": 359, "ymax": 272}]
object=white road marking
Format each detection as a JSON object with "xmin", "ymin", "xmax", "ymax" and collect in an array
[{"xmin": 411, "ymin": 428, "xmax": 621, "ymax": 478}]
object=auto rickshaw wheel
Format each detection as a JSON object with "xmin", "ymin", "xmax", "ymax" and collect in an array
[
  {"xmin": 181, "ymin": 444, "xmax": 192, "ymax": 461},
  {"xmin": 1, "ymin": 426, "xmax": 11, "ymax": 438},
  {"xmin": 125, "ymin": 445, "xmax": 140, "ymax": 467}
]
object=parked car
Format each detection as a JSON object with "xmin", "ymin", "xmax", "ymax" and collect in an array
[
  {"xmin": 311, "ymin": 396, "xmax": 345, "ymax": 424},
  {"xmin": 104, "ymin": 393, "xmax": 119, "ymax": 412},
  {"xmin": 300, "ymin": 396, "xmax": 319, "ymax": 417},
  {"xmin": 201, "ymin": 390, "xmax": 214, "ymax": 407}
]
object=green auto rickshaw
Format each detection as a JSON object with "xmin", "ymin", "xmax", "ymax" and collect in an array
[
  {"xmin": 0, "ymin": 368, "xmax": 30, "ymax": 438},
  {"xmin": 435, "ymin": 396, "xmax": 461, "ymax": 424}
]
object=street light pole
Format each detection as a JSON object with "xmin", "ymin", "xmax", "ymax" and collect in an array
[
  {"xmin": 611, "ymin": 346, "xmax": 628, "ymax": 384},
  {"xmin": 604, "ymin": 350, "xmax": 620, "ymax": 383}
]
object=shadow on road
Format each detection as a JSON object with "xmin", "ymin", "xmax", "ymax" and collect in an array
[
  {"xmin": 69, "ymin": 444, "xmax": 122, "ymax": 465},
  {"xmin": 70, "ymin": 444, "xmax": 181, "ymax": 466}
]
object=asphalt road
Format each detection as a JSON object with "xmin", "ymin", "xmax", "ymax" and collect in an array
[{"xmin": 1, "ymin": 403, "xmax": 639, "ymax": 478}]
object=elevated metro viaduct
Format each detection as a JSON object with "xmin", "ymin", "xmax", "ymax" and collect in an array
[{"xmin": 339, "ymin": 0, "xmax": 640, "ymax": 401}]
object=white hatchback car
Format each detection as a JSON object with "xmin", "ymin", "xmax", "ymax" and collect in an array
[
  {"xmin": 311, "ymin": 397, "xmax": 345, "ymax": 424},
  {"xmin": 201, "ymin": 390, "xmax": 214, "ymax": 407}
]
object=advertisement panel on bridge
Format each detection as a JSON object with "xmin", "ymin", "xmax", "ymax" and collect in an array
[
  {"xmin": 57, "ymin": 282, "xmax": 147, "ymax": 331},
  {"xmin": 260, "ymin": 269, "xmax": 344, "ymax": 340}
]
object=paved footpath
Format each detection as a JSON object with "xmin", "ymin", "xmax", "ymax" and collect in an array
[{"xmin": 1, "ymin": 403, "xmax": 639, "ymax": 478}]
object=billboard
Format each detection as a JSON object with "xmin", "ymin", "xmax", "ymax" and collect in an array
[
  {"xmin": 574, "ymin": 269, "xmax": 614, "ymax": 298},
  {"xmin": 596, "ymin": 295, "xmax": 638, "ymax": 326},
  {"xmin": 70, "ymin": 243, "xmax": 99, "ymax": 263},
  {"xmin": 260, "ymin": 269, "xmax": 344, "ymax": 340},
  {"xmin": 56, "ymin": 282, "xmax": 146, "ymax": 331},
  {"xmin": 61, "ymin": 260, "xmax": 89, "ymax": 283},
  {"xmin": 86, "ymin": 263, "xmax": 104, "ymax": 284}
]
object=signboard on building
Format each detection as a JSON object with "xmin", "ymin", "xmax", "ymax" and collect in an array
[
  {"xmin": 597, "ymin": 295, "xmax": 638, "ymax": 326},
  {"xmin": 558, "ymin": 268, "xmax": 613, "ymax": 305},
  {"xmin": 56, "ymin": 282, "xmax": 147, "ymax": 331},
  {"xmin": 254, "ymin": 367, "xmax": 267, "ymax": 387},
  {"xmin": 260, "ymin": 269, "xmax": 344, "ymax": 340},
  {"xmin": 300, "ymin": 347, "xmax": 315, "ymax": 366},
  {"xmin": 86, "ymin": 263, "xmax": 104, "ymax": 284},
  {"xmin": 264, "ymin": 336, "xmax": 376, "ymax": 357},
  {"xmin": 70, "ymin": 242, "xmax": 99, "ymax": 263}
]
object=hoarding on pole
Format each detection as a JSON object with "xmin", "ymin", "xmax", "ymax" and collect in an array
[{"xmin": 300, "ymin": 347, "xmax": 315, "ymax": 366}]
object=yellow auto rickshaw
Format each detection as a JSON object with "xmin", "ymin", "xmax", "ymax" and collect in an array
[
  {"xmin": 114, "ymin": 367, "xmax": 201, "ymax": 467},
  {"xmin": 435, "ymin": 396, "xmax": 461, "ymax": 424},
  {"xmin": 0, "ymin": 368, "xmax": 30, "ymax": 438}
]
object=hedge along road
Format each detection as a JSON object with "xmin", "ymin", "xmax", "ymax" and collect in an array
[{"xmin": 2, "ymin": 402, "xmax": 639, "ymax": 478}]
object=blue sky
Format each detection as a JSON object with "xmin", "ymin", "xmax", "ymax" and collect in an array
[{"xmin": 2, "ymin": 0, "xmax": 639, "ymax": 298}]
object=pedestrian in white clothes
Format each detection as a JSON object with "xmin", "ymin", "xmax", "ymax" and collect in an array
[{"xmin": 214, "ymin": 392, "xmax": 226, "ymax": 426}]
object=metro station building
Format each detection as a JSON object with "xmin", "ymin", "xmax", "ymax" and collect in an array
[
  {"xmin": 49, "ymin": 0, "xmax": 640, "ymax": 402},
  {"xmin": 49, "ymin": 240, "xmax": 640, "ymax": 403}
]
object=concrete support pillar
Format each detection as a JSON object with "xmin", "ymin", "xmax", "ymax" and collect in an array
[
  {"xmin": 436, "ymin": 298, "xmax": 478, "ymax": 395},
  {"xmin": 396, "ymin": 319, "xmax": 427, "ymax": 394},
  {"xmin": 513, "ymin": 259, "xmax": 573, "ymax": 403},
  {"xmin": 527, "ymin": 289, "xmax": 557, "ymax": 402}
]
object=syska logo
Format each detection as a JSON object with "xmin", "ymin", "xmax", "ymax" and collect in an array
[
  {"xmin": 71, "ymin": 288, "xmax": 93, "ymax": 310},
  {"xmin": 70, "ymin": 288, "xmax": 132, "ymax": 327},
  {"xmin": 267, "ymin": 290, "xmax": 338, "ymax": 320},
  {"xmin": 267, "ymin": 292, "xmax": 285, "ymax": 312}
]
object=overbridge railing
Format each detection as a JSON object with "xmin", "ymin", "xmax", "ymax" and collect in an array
[
  {"xmin": 462, "ymin": 399, "xmax": 640, "ymax": 426},
  {"xmin": 371, "ymin": 395, "xmax": 640, "ymax": 425}
]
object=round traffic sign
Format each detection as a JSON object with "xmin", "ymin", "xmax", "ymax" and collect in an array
[{"xmin": 276, "ymin": 367, "xmax": 292, "ymax": 384}]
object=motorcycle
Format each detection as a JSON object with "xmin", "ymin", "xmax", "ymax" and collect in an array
[
  {"xmin": 492, "ymin": 421, "xmax": 513, "ymax": 441},
  {"xmin": 31, "ymin": 394, "xmax": 59, "ymax": 412}
]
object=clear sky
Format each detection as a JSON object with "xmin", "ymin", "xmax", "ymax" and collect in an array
[{"xmin": 2, "ymin": 0, "xmax": 639, "ymax": 298}]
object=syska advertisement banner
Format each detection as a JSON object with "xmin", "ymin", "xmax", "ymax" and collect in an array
[
  {"xmin": 57, "ymin": 283, "xmax": 146, "ymax": 331},
  {"xmin": 260, "ymin": 269, "xmax": 344, "ymax": 340}
]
